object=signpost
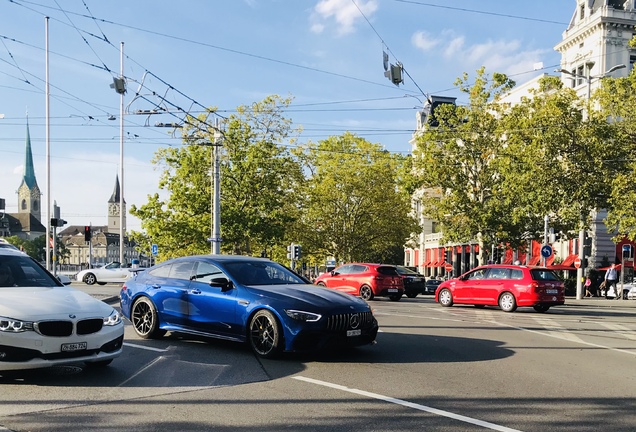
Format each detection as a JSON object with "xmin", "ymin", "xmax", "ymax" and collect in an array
[
  {"xmin": 444, "ymin": 263, "xmax": 453, "ymax": 272},
  {"xmin": 574, "ymin": 258, "xmax": 582, "ymax": 269}
]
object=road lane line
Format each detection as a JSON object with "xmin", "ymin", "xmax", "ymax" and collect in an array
[
  {"xmin": 533, "ymin": 318, "xmax": 586, "ymax": 344},
  {"xmin": 599, "ymin": 323, "xmax": 636, "ymax": 341},
  {"xmin": 293, "ymin": 376, "xmax": 523, "ymax": 432},
  {"xmin": 123, "ymin": 342, "xmax": 168, "ymax": 352}
]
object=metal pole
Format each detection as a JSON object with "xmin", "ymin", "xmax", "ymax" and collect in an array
[
  {"xmin": 212, "ymin": 119, "xmax": 221, "ymax": 255},
  {"xmin": 45, "ymin": 16, "xmax": 51, "ymax": 271},
  {"xmin": 119, "ymin": 42, "xmax": 125, "ymax": 265},
  {"xmin": 543, "ymin": 215, "xmax": 549, "ymax": 266}
]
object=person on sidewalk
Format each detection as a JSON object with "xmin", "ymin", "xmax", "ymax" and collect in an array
[
  {"xmin": 604, "ymin": 263, "xmax": 619, "ymax": 299},
  {"xmin": 584, "ymin": 277, "xmax": 593, "ymax": 297}
]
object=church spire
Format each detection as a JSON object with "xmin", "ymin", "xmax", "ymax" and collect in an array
[
  {"xmin": 20, "ymin": 116, "xmax": 38, "ymax": 190},
  {"xmin": 108, "ymin": 174, "xmax": 126, "ymax": 204}
]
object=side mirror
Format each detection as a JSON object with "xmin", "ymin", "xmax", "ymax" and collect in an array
[
  {"xmin": 331, "ymin": 271, "xmax": 339, "ymax": 276},
  {"xmin": 57, "ymin": 274, "xmax": 72, "ymax": 285},
  {"xmin": 209, "ymin": 277, "xmax": 233, "ymax": 292}
]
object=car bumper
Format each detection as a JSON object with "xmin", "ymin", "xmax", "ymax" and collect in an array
[{"xmin": 0, "ymin": 324, "xmax": 124, "ymax": 371}]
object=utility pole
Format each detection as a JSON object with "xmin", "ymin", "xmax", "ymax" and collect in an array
[{"xmin": 211, "ymin": 119, "xmax": 222, "ymax": 254}]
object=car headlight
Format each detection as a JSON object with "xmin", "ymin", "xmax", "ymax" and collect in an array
[
  {"xmin": 285, "ymin": 310, "xmax": 322, "ymax": 322},
  {"xmin": 103, "ymin": 310, "xmax": 122, "ymax": 326},
  {"xmin": 0, "ymin": 317, "xmax": 33, "ymax": 332}
]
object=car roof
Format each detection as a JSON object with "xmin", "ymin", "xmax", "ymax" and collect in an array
[
  {"xmin": 0, "ymin": 247, "xmax": 25, "ymax": 256},
  {"xmin": 165, "ymin": 254, "xmax": 271, "ymax": 263}
]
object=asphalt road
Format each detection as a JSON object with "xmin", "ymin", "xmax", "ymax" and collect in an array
[{"xmin": 2, "ymin": 288, "xmax": 636, "ymax": 431}]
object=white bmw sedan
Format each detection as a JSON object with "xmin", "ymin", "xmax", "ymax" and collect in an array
[{"xmin": 0, "ymin": 249, "xmax": 124, "ymax": 371}]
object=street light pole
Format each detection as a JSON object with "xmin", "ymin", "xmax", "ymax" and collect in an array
[
  {"xmin": 556, "ymin": 63, "xmax": 626, "ymax": 299},
  {"xmin": 211, "ymin": 119, "xmax": 222, "ymax": 255}
]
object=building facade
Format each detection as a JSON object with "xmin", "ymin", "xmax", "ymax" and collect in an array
[{"xmin": 405, "ymin": 0, "xmax": 636, "ymax": 276}]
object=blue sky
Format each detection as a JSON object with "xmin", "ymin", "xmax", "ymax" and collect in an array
[{"xmin": 0, "ymin": 0, "xmax": 574, "ymax": 231}]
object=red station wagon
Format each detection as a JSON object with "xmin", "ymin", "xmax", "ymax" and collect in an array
[
  {"xmin": 314, "ymin": 263, "xmax": 404, "ymax": 301},
  {"xmin": 435, "ymin": 264, "xmax": 565, "ymax": 312}
]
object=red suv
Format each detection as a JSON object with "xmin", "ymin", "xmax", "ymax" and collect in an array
[
  {"xmin": 435, "ymin": 264, "xmax": 565, "ymax": 312},
  {"xmin": 314, "ymin": 263, "xmax": 404, "ymax": 301}
]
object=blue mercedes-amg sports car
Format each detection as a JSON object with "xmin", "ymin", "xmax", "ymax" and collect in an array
[{"xmin": 120, "ymin": 255, "xmax": 379, "ymax": 358}]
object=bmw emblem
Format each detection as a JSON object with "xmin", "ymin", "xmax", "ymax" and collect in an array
[{"xmin": 69, "ymin": 314, "xmax": 76, "ymax": 319}]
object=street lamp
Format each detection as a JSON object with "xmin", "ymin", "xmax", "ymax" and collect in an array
[{"xmin": 556, "ymin": 62, "xmax": 626, "ymax": 299}]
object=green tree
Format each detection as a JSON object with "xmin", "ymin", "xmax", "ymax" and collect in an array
[
  {"xmin": 293, "ymin": 132, "xmax": 417, "ymax": 263},
  {"xmin": 412, "ymin": 67, "xmax": 516, "ymax": 259},
  {"xmin": 596, "ymin": 70, "xmax": 636, "ymax": 241},
  {"xmin": 129, "ymin": 95, "xmax": 303, "ymax": 260}
]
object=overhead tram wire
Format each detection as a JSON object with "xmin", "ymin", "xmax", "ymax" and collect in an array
[
  {"xmin": 351, "ymin": 0, "xmax": 427, "ymax": 99},
  {"xmin": 391, "ymin": 0, "xmax": 568, "ymax": 26}
]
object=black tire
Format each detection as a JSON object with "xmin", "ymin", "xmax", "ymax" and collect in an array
[
  {"xmin": 316, "ymin": 282, "xmax": 326, "ymax": 287},
  {"xmin": 359, "ymin": 285, "xmax": 374, "ymax": 301},
  {"xmin": 499, "ymin": 292, "xmax": 517, "ymax": 312},
  {"xmin": 533, "ymin": 305, "xmax": 550, "ymax": 313},
  {"xmin": 84, "ymin": 359, "xmax": 113, "ymax": 368},
  {"xmin": 249, "ymin": 310, "xmax": 282, "ymax": 359},
  {"xmin": 389, "ymin": 294, "xmax": 402, "ymax": 301},
  {"xmin": 131, "ymin": 297, "xmax": 166, "ymax": 339},
  {"xmin": 405, "ymin": 292, "xmax": 418, "ymax": 298},
  {"xmin": 83, "ymin": 273, "xmax": 96, "ymax": 285},
  {"xmin": 438, "ymin": 288, "xmax": 453, "ymax": 307},
  {"xmin": 474, "ymin": 304, "xmax": 486, "ymax": 308}
]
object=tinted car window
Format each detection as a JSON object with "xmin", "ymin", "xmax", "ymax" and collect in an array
[
  {"xmin": 351, "ymin": 265, "xmax": 367, "ymax": 274},
  {"xmin": 148, "ymin": 264, "xmax": 172, "ymax": 278},
  {"xmin": 376, "ymin": 266, "xmax": 398, "ymax": 276},
  {"xmin": 336, "ymin": 265, "xmax": 353, "ymax": 275},
  {"xmin": 466, "ymin": 268, "xmax": 487, "ymax": 280},
  {"xmin": 396, "ymin": 266, "xmax": 419, "ymax": 275},
  {"xmin": 224, "ymin": 261, "xmax": 306, "ymax": 286},
  {"xmin": 487, "ymin": 268, "xmax": 510, "ymax": 279},
  {"xmin": 531, "ymin": 269, "xmax": 561, "ymax": 281},
  {"xmin": 510, "ymin": 269, "xmax": 524, "ymax": 280},
  {"xmin": 192, "ymin": 262, "xmax": 225, "ymax": 283},
  {"xmin": 0, "ymin": 254, "xmax": 59, "ymax": 288},
  {"xmin": 169, "ymin": 261, "xmax": 195, "ymax": 281}
]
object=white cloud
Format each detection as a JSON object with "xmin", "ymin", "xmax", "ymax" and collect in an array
[
  {"xmin": 411, "ymin": 31, "xmax": 439, "ymax": 51},
  {"xmin": 311, "ymin": 0, "xmax": 378, "ymax": 35}
]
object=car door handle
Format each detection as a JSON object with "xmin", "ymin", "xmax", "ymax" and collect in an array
[
  {"xmin": 151, "ymin": 284, "xmax": 161, "ymax": 289},
  {"xmin": 191, "ymin": 289, "xmax": 201, "ymax": 295}
]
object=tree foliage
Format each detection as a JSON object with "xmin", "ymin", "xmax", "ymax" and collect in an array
[
  {"xmin": 129, "ymin": 95, "xmax": 303, "ymax": 261},
  {"xmin": 292, "ymin": 133, "xmax": 417, "ymax": 263}
]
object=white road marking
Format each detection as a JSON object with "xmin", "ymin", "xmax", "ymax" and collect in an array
[
  {"xmin": 123, "ymin": 342, "xmax": 168, "ymax": 352},
  {"xmin": 293, "ymin": 376, "xmax": 523, "ymax": 432},
  {"xmin": 599, "ymin": 323, "xmax": 636, "ymax": 341},
  {"xmin": 533, "ymin": 318, "xmax": 586, "ymax": 343}
]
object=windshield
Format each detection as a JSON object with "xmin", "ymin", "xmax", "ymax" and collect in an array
[
  {"xmin": 224, "ymin": 260, "xmax": 307, "ymax": 286},
  {"xmin": 0, "ymin": 254, "xmax": 60, "ymax": 288},
  {"xmin": 395, "ymin": 266, "xmax": 418, "ymax": 275}
]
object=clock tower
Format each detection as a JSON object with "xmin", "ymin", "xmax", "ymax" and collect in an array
[{"xmin": 107, "ymin": 174, "xmax": 126, "ymax": 233}]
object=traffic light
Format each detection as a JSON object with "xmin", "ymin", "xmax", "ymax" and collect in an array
[
  {"xmin": 84, "ymin": 226, "xmax": 91, "ymax": 241},
  {"xmin": 50, "ymin": 218, "xmax": 67, "ymax": 227},
  {"xmin": 293, "ymin": 245, "xmax": 301, "ymax": 260},
  {"xmin": 286, "ymin": 244, "xmax": 293, "ymax": 260}
]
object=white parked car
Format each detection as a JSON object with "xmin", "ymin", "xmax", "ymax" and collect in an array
[
  {"xmin": 76, "ymin": 261, "xmax": 134, "ymax": 285},
  {"xmin": 0, "ymin": 248, "xmax": 124, "ymax": 371}
]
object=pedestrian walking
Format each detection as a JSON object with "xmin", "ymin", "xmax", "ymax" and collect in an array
[
  {"xmin": 604, "ymin": 263, "xmax": 619, "ymax": 299},
  {"xmin": 584, "ymin": 277, "xmax": 593, "ymax": 297}
]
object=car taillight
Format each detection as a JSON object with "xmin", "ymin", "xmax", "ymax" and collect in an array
[
  {"xmin": 121, "ymin": 283, "xmax": 127, "ymax": 292},
  {"xmin": 530, "ymin": 282, "xmax": 540, "ymax": 292}
]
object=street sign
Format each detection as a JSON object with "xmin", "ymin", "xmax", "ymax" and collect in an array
[
  {"xmin": 540, "ymin": 245, "xmax": 553, "ymax": 258},
  {"xmin": 574, "ymin": 258, "xmax": 581, "ymax": 269},
  {"xmin": 151, "ymin": 244, "xmax": 158, "ymax": 256},
  {"xmin": 444, "ymin": 263, "xmax": 453, "ymax": 271}
]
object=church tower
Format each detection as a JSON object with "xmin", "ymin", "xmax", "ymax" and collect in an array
[
  {"xmin": 17, "ymin": 117, "xmax": 41, "ymax": 222},
  {"xmin": 107, "ymin": 174, "xmax": 126, "ymax": 233}
]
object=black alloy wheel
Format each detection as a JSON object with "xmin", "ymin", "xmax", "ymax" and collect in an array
[
  {"xmin": 359, "ymin": 285, "xmax": 374, "ymax": 301},
  {"xmin": 131, "ymin": 297, "xmax": 166, "ymax": 339},
  {"xmin": 249, "ymin": 310, "xmax": 282, "ymax": 359}
]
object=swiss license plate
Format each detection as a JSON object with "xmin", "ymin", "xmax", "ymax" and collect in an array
[
  {"xmin": 347, "ymin": 329, "xmax": 362, "ymax": 337},
  {"xmin": 388, "ymin": 288, "xmax": 398, "ymax": 293},
  {"xmin": 61, "ymin": 342, "xmax": 87, "ymax": 352},
  {"xmin": 546, "ymin": 289, "xmax": 558, "ymax": 294}
]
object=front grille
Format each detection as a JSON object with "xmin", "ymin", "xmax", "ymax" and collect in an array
[
  {"xmin": 326, "ymin": 312, "xmax": 374, "ymax": 331},
  {"xmin": 36, "ymin": 320, "xmax": 73, "ymax": 337},
  {"xmin": 77, "ymin": 319, "xmax": 103, "ymax": 335}
]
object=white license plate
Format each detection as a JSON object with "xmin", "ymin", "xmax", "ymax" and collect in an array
[
  {"xmin": 347, "ymin": 329, "xmax": 362, "ymax": 337},
  {"xmin": 545, "ymin": 289, "xmax": 558, "ymax": 294},
  {"xmin": 388, "ymin": 289, "xmax": 398, "ymax": 292},
  {"xmin": 61, "ymin": 342, "xmax": 87, "ymax": 352}
]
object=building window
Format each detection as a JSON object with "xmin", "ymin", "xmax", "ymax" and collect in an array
[
  {"xmin": 630, "ymin": 54, "xmax": 636, "ymax": 72},
  {"xmin": 21, "ymin": 199, "xmax": 26, "ymax": 210},
  {"xmin": 576, "ymin": 65, "xmax": 585, "ymax": 86},
  {"xmin": 32, "ymin": 200, "xmax": 38, "ymax": 211},
  {"xmin": 579, "ymin": 5, "xmax": 584, "ymax": 20}
]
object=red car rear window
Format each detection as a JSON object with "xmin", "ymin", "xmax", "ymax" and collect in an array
[
  {"xmin": 376, "ymin": 266, "xmax": 399, "ymax": 276},
  {"xmin": 530, "ymin": 269, "xmax": 561, "ymax": 281}
]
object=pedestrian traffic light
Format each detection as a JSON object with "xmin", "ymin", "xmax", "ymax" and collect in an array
[{"xmin": 84, "ymin": 226, "xmax": 91, "ymax": 241}]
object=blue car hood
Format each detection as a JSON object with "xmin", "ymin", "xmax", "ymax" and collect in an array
[{"xmin": 244, "ymin": 283, "xmax": 369, "ymax": 311}]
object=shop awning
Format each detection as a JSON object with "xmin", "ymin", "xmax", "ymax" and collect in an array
[
  {"xmin": 550, "ymin": 264, "xmax": 575, "ymax": 271},
  {"xmin": 561, "ymin": 254, "xmax": 578, "ymax": 267},
  {"xmin": 529, "ymin": 256, "xmax": 541, "ymax": 266}
]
